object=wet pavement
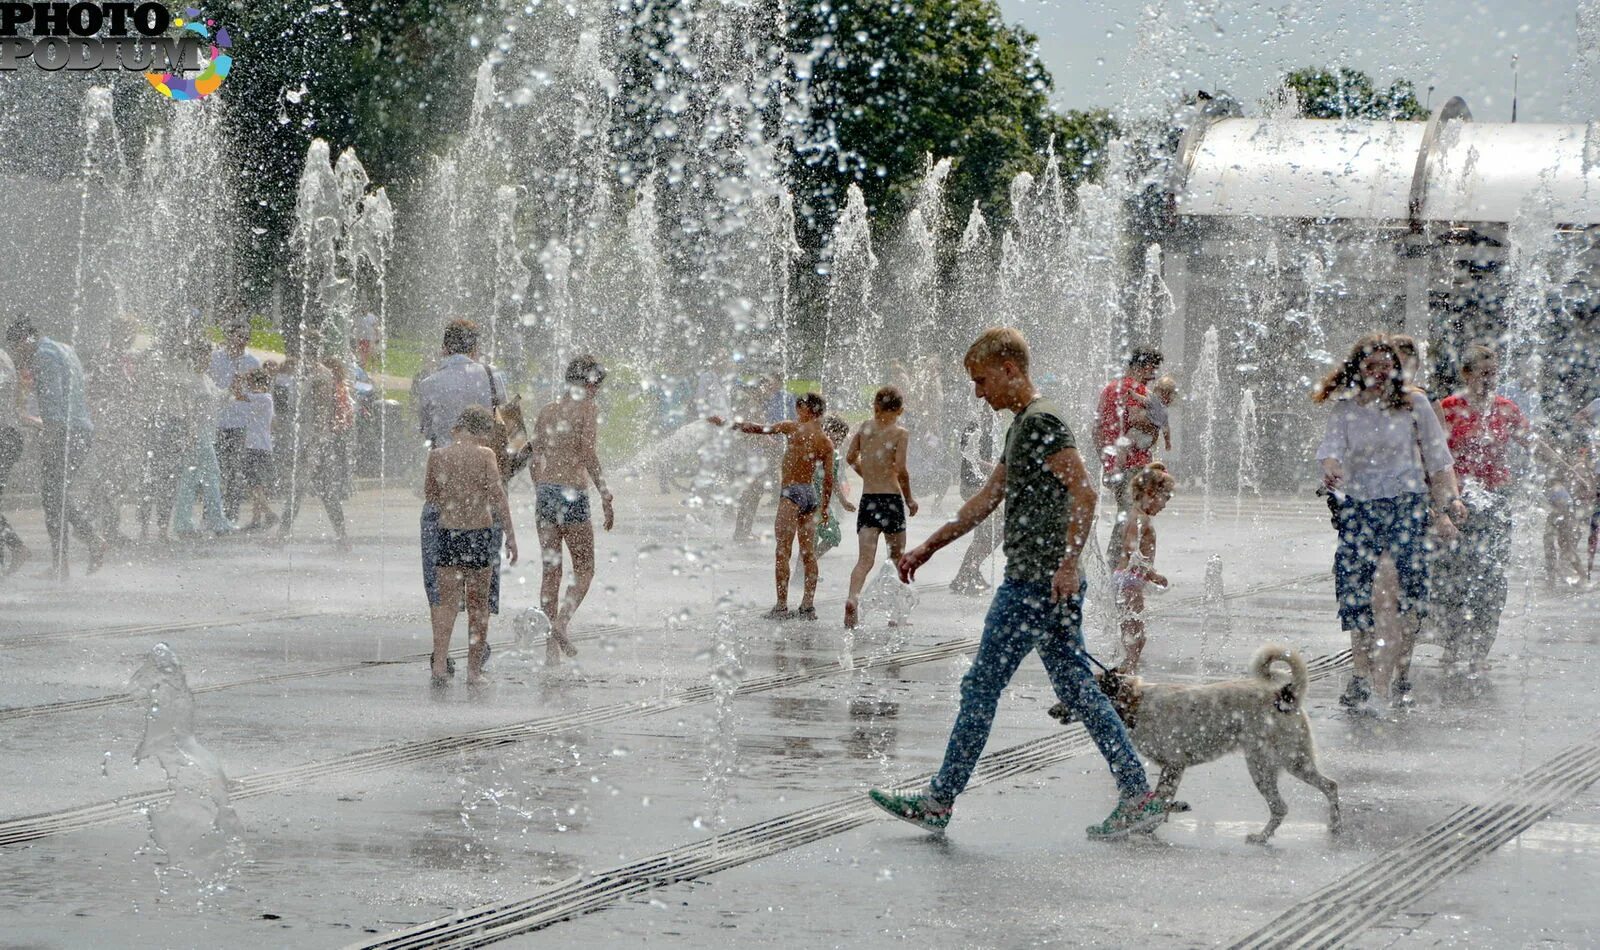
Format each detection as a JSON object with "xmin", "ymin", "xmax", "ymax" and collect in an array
[{"xmin": 1, "ymin": 483, "xmax": 1597, "ymax": 947}]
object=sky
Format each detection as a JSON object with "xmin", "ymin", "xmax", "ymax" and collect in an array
[{"xmin": 996, "ymin": 0, "xmax": 1600, "ymax": 124}]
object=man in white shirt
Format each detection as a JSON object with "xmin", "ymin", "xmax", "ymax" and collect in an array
[
  {"xmin": 0, "ymin": 347, "xmax": 30, "ymax": 572},
  {"xmin": 417, "ymin": 319, "xmax": 508, "ymax": 618},
  {"xmin": 209, "ymin": 322, "xmax": 261, "ymax": 522}
]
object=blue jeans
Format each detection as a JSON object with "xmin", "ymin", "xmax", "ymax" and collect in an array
[
  {"xmin": 173, "ymin": 432, "xmax": 231, "ymax": 534},
  {"xmin": 421, "ymin": 503, "xmax": 501, "ymax": 613},
  {"xmin": 929, "ymin": 578, "xmax": 1148, "ymax": 804},
  {"xmin": 1333, "ymin": 492, "xmax": 1431, "ymax": 633}
]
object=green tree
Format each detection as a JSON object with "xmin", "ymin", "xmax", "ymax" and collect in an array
[
  {"xmin": 1282, "ymin": 67, "xmax": 1429, "ymax": 120},
  {"xmin": 789, "ymin": 0, "xmax": 1115, "ymax": 247},
  {"xmin": 212, "ymin": 0, "xmax": 480, "ymax": 300}
]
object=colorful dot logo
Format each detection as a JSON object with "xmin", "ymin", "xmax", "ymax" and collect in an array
[{"xmin": 146, "ymin": 7, "xmax": 232, "ymax": 100}]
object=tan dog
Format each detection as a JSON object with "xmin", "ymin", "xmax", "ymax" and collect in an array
[{"xmin": 1049, "ymin": 644, "xmax": 1341, "ymax": 843}]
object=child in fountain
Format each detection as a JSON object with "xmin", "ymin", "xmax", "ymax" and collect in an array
[
  {"xmin": 1115, "ymin": 375, "xmax": 1178, "ymax": 476},
  {"xmin": 242, "ymin": 369, "xmax": 278, "ymax": 531},
  {"xmin": 812, "ymin": 415, "xmax": 857, "ymax": 559},
  {"xmin": 530, "ymin": 355, "xmax": 615, "ymax": 664},
  {"xmin": 843, "ymin": 385, "xmax": 918, "ymax": 628},
  {"xmin": 425, "ymin": 405, "xmax": 518, "ymax": 687},
  {"xmin": 1113, "ymin": 462, "xmax": 1175, "ymax": 673},
  {"xmin": 708, "ymin": 390, "xmax": 834, "ymax": 620}
]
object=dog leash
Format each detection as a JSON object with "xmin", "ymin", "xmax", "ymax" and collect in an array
[{"xmin": 1081, "ymin": 648, "xmax": 1115, "ymax": 674}]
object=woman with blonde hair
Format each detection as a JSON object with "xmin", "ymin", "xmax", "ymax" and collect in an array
[{"xmin": 1314, "ymin": 333, "xmax": 1465, "ymax": 713}]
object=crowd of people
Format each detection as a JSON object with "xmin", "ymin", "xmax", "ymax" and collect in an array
[
  {"xmin": 6, "ymin": 307, "xmax": 1597, "ymax": 843},
  {"xmin": 0, "ymin": 317, "xmax": 361, "ymax": 578},
  {"xmin": 5, "ymin": 312, "xmax": 1595, "ymax": 715}
]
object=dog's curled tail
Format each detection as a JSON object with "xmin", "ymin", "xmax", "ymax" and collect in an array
[{"xmin": 1251, "ymin": 643, "xmax": 1308, "ymax": 704}]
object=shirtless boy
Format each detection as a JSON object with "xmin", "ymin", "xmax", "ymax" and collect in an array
[
  {"xmin": 530, "ymin": 355, "xmax": 615, "ymax": 665},
  {"xmin": 709, "ymin": 390, "xmax": 834, "ymax": 619},
  {"xmin": 843, "ymin": 385, "xmax": 918, "ymax": 628},
  {"xmin": 425, "ymin": 406, "xmax": 518, "ymax": 687}
]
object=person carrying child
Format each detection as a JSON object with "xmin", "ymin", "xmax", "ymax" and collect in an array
[
  {"xmin": 843, "ymin": 385, "xmax": 918, "ymax": 628},
  {"xmin": 1112, "ymin": 461, "xmax": 1175, "ymax": 672},
  {"xmin": 709, "ymin": 391, "xmax": 835, "ymax": 620},
  {"xmin": 425, "ymin": 406, "xmax": 519, "ymax": 687},
  {"xmin": 1116, "ymin": 375, "xmax": 1177, "ymax": 470}
]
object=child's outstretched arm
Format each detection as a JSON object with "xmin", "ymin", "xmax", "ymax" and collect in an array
[{"xmin": 708, "ymin": 415, "xmax": 791, "ymax": 436}]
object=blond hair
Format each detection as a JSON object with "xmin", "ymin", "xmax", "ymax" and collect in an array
[{"xmin": 964, "ymin": 327, "xmax": 1030, "ymax": 373}]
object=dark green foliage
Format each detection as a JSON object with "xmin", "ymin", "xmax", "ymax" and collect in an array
[
  {"xmin": 1282, "ymin": 67, "xmax": 1429, "ymax": 121},
  {"xmin": 211, "ymin": 0, "xmax": 480, "ymax": 293},
  {"xmin": 788, "ymin": 0, "xmax": 1115, "ymax": 247}
]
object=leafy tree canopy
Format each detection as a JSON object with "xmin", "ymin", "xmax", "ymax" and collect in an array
[
  {"xmin": 1282, "ymin": 67, "xmax": 1429, "ymax": 121},
  {"xmin": 790, "ymin": 0, "xmax": 1116, "ymax": 245}
]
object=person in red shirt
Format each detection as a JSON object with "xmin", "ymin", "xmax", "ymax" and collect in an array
[
  {"xmin": 1094, "ymin": 347, "xmax": 1163, "ymax": 563},
  {"xmin": 1430, "ymin": 343, "xmax": 1539, "ymax": 692}
]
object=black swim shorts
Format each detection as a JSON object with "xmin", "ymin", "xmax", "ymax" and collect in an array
[
  {"xmin": 437, "ymin": 527, "xmax": 497, "ymax": 569},
  {"xmin": 857, "ymin": 493, "xmax": 907, "ymax": 535}
]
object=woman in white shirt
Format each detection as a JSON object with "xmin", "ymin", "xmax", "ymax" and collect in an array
[{"xmin": 1314, "ymin": 333, "xmax": 1466, "ymax": 713}]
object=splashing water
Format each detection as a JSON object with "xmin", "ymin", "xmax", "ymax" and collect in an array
[
  {"xmin": 1194, "ymin": 326, "xmax": 1223, "ymax": 525},
  {"xmin": 861, "ymin": 562, "xmax": 918, "ymax": 630},
  {"xmin": 1235, "ymin": 388, "xmax": 1260, "ymax": 525},
  {"xmin": 129, "ymin": 643, "xmax": 245, "ymax": 895},
  {"xmin": 701, "ymin": 613, "xmax": 743, "ymax": 837},
  {"xmin": 1198, "ymin": 555, "xmax": 1233, "ymax": 672}
]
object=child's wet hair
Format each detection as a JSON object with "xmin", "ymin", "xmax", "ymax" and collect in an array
[
  {"xmin": 873, "ymin": 385, "xmax": 903, "ymax": 413},
  {"xmin": 1152, "ymin": 375, "xmax": 1178, "ymax": 399},
  {"xmin": 565, "ymin": 354, "xmax": 606, "ymax": 386},
  {"xmin": 245, "ymin": 368, "xmax": 273, "ymax": 390},
  {"xmin": 453, "ymin": 404, "xmax": 497, "ymax": 436},
  {"xmin": 822, "ymin": 414, "xmax": 850, "ymax": 443},
  {"xmin": 1130, "ymin": 461, "xmax": 1176, "ymax": 498},
  {"xmin": 797, "ymin": 391, "xmax": 826, "ymax": 415}
]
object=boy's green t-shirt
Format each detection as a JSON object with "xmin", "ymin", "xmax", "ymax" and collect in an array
[{"xmin": 1001, "ymin": 397, "xmax": 1078, "ymax": 583}]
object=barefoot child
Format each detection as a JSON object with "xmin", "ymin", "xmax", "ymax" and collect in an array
[
  {"xmin": 843, "ymin": 386, "xmax": 918, "ymax": 628},
  {"xmin": 530, "ymin": 355, "xmax": 615, "ymax": 665},
  {"xmin": 868, "ymin": 327, "xmax": 1161, "ymax": 839},
  {"xmin": 709, "ymin": 390, "xmax": 834, "ymax": 619},
  {"xmin": 1113, "ymin": 461, "xmax": 1175, "ymax": 672},
  {"xmin": 425, "ymin": 406, "xmax": 518, "ymax": 686}
]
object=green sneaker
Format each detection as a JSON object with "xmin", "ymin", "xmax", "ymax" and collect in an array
[
  {"xmin": 868, "ymin": 788, "xmax": 952, "ymax": 832},
  {"xmin": 1085, "ymin": 791, "xmax": 1168, "ymax": 840}
]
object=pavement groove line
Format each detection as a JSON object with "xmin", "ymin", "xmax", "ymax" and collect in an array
[
  {"xmin": 2, "ymin": 610, "xmax": 325, "ymax": 649},
  {"xmin": 350, "ymin": 731, "xmax": 1102, "ymax": 949},
  {"xmin": 0, "ymin": 570, "xmax": 1330, "ymax": 849},
  {"xmin": 349, "ymin": 647, "xmax": 1357, "ymax": 949},
  {"xmin": 0, "ymin": 638, "xmax": 978, "ymax": 847},
  {"xmin": 1228, "ymin": 733, "xmax": 1600, "ymax": 949},
  {"xmin": 0, "ymin": 571, "xmax": 1327, "ymax": 724}
]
